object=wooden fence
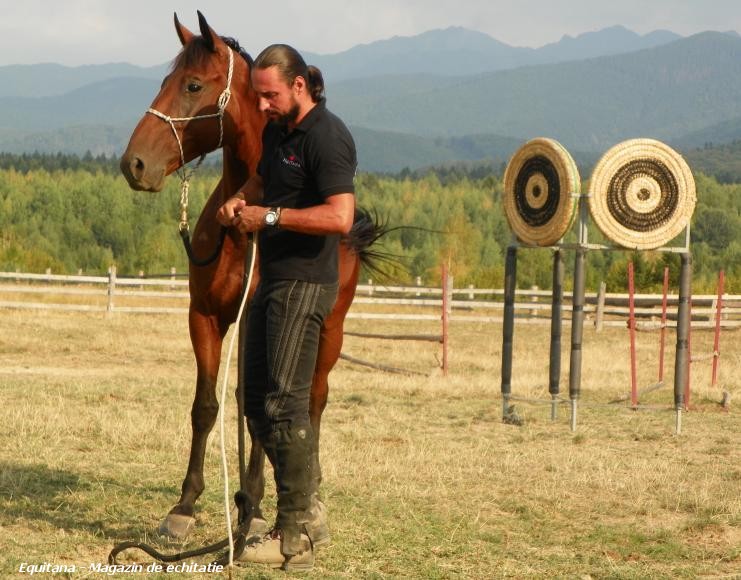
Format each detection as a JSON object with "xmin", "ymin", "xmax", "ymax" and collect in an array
[{"xmin": 0, "ymin": 270, "xmax": 739, "ymax": 328}]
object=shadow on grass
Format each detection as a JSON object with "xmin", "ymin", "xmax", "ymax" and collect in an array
[{"xmin": 0, "ymin": 461, "xmax": 175, "ymax": 541}]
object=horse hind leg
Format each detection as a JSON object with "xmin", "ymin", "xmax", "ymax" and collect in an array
[
  {"xmin": 236, "ymin": 420, "xmax": 269, "ymax": 535},
  {"xmin": 304, "ymin": 320, "xmax": 345, "ymax": 547}
]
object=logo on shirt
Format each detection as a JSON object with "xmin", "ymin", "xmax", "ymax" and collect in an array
[{"xmin": 282, "ymin": 154, "xmax": 302, "ymax": 169}]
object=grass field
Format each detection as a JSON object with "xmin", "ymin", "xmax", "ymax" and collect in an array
[{"xmin": 0, "ymin": 308, "xmax": 739, "ymax": 579}]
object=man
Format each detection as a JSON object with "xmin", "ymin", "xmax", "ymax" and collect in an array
[{"xmin": 216, "ymin": 44, "xmax": 356, "ymax": 571}]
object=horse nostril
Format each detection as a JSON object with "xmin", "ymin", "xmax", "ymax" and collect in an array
[{"xmin": 130, "ymin": 156, "xmax": 145, "ymax": 179}]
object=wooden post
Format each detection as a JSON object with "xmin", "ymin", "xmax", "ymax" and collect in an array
[
  {"xmin": 367, "ymin": 279, "xmax": 373, "ymax": 296},
  {"xmin": 468, "ymin": 284, "xmax": 475, "ymax": 300},
  {"xmin": 107, "ymin": 265, "xmax": 117, "ymax": 313},
  {"xmin": 712, "ymin": 270, "xmax": 724, "ymax": 387},
  {"xmin": 441, "ymin": 264, "xmax": 450, "ymax": 376},
  {"xmin": 415, "ymin": 276, "xmax": 422, "ymax": 297},
  {"xmin": 658, "ymin": 267, "xmax": 669, "ymax": 383},
  {"xmin": 595, "ymin": 281, "xmax": 606, "ymax": 332},
  {"xmin": 170, "ymin": 267, "xmax": 177, "ymax": 290},
  {"xmin": 529, "ymin": 285, "xmax": 539, "ymax": 318}
]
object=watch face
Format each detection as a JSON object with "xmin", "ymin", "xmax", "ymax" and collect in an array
[{"xmin": 265, "ymin": 211, "xmax": 277, "ymax": 225}]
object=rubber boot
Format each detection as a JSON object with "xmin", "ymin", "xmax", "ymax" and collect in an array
[
  {"xmin": 273, "ymin": 423, "xmax": 314, "ymax": 555},
  {"xmin": 238, "ymin": 422, "xmax": 315, "ymax": 571}
]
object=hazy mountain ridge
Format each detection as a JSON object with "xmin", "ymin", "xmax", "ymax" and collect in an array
[
  {"xmin": 0, "ymin": 24, "xmax": 684, "ymax": 97},
  {"xmin": 0, "ymin": 27, "xmax": 740, "ymax": 173},
  {"xmin": 0, "ymin": 62, "xmax": 168, "ymax": 98},
  {"xmin": 307, "ymin": 24, "xmax": 683, "ymax": 80}
]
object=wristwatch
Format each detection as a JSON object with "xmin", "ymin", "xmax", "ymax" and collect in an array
[{"xmin": 263, "ymin": 207, "xmax": 281, "ymax": 227}]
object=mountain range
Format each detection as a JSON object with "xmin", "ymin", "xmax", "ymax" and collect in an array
[{"xmin": 0, "ymin": 25, "xmax": 739, "ymax": 173}]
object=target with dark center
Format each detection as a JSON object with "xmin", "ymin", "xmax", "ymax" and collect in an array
[
  {"xmin": 503, "ymin": 137, "xmax": 580, "ymax": 246},
  {"xmin": 606, "ymin": 159, "xmax": 679, "ymax": 232},
  {"xmin": 514, "ymin": 156, "xmax": 560, "ymax": 227}
]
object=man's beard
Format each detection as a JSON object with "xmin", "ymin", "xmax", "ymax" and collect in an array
[{"xmin": 276, "ymin": 102, "xmax": 300, "ymax": 126}]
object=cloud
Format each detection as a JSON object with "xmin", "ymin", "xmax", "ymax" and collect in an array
[{"xmin": 0, "ymin": 0, "xmax": 739, "ymax": 66}]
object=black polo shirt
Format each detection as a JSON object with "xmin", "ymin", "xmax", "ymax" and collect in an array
[{"xmin": 257, "ymin": 99, "xmax": 356, "ymax": 284}]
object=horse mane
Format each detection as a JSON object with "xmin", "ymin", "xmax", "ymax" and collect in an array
[{"xmin": 171, "ymin": 36, "xmax": 253, "ymax": 72}]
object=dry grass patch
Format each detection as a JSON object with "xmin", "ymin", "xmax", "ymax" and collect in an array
[{"xmin": 0, "ymin": 310, "xmax": 738, "ymax": 578}]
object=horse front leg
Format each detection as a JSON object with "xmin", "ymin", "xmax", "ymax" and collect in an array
[{"xmin": 158, "ymin": 309, "xmax": 223, "ymax": 539}]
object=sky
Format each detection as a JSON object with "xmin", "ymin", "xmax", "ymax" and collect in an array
[{"xmin": 1, "ymin": 0, "xmax": 740, "ymax": 67}]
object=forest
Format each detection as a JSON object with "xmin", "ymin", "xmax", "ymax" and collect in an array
[{"xmin": 0, "ymin": 153, "xmax": 738, "ymax": 294}]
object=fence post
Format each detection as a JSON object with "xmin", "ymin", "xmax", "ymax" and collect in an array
[
  {"xmin": 170, "ymin": 267, "xmax": 177, "ymax": 290},
  {"xmin": 468, "ymin": 284, "xmax": 475, "ymax": 300},
  {"xmin": 712, "ymin": 270, "xmax": 724, "ymax": 388},
  {"xmin": 367, "ymin": 279, "xmax": 373, "ymax": 296},
  {"xmin": 107, "ymin": 265, "xmax": 117, "ymax": 313},
  {"xmin": 529, "ymin": 285, "xmax": 539, "ymax": 317},
  {"xmin": 595, "ymin": 281, "xmax": 606, "ymax": 332},
  {"xmin": 416, "ymin": 276, "xmax": 422, "ymax": 297},
  {"xmin": 441, "ymin": 265, "xmax": 451, "ymax": 376},
  {"xmin": 658, "ymin": 267, "xmax": 669, "ymax": 383}
]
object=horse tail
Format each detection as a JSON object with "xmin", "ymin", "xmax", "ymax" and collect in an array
[{"xmin": 344, "ymin": 207, "xmax": 403, "ymax": 278}]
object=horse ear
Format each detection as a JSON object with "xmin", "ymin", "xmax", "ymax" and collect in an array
[
  {"xmin": 197, "ymin": 10, "xmax": 216, "ymax": 52},
  {"xmin": 174, "ymin": 13, "xmax": 194, "ymax": 46}
]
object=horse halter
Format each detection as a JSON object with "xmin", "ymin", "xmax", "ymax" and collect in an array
[{"xmin": 146, "ymin": 46, "xmax": 235, "ymax": 232}]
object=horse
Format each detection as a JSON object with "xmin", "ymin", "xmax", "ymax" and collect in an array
[{"xmin": 119, "ymin": 11, "xmax": 386, "ymax": 540}]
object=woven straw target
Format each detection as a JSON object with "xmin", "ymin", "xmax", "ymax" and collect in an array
[
  {"xmin": 588, "ymin": 139, "xmax": 696, "ymax": 250},
  {"xmin": 503, "ymin": 138, "xmax": 580, "ymax": 246}
]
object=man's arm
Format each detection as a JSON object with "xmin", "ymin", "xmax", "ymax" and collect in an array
[
  {"xmin": 230, "ymin": 193, "xmax": 355, "ymax": 235},
  {"xmin": 279, "ymin": 193, "xmax": 355, "ymax": 235}
]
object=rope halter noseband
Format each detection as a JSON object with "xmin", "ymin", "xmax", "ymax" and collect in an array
[{"xmin": 146, "ymin": 46, "xmax": 235, "ymax": 232}]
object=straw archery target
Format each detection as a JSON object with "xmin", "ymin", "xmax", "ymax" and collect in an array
[
  {"xmin": 588, "ymin": 139, "xmax": 696, "ymax": 250},
  {"xmin": 503, "ymin": 138, "xmax": 580, "ymax": 246}
]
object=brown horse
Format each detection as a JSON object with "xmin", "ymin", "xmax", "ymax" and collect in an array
[{"xmin": 120, "ymin": 12, "xmax": 382, "ymax": 539}]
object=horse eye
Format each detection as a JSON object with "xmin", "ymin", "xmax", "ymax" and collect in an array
[{"xmin": 187, "ymin": 83, "xmax": 202, "ymax": 93}]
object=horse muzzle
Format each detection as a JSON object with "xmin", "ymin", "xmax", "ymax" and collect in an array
[{"xmin": 120, "ymin": 151, "xmax": 167, "ymax": 192}]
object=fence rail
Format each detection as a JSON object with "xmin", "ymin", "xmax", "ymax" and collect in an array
[{"xmin": 0, "ymin": 270, "xmax": 739, "ymax": 327}]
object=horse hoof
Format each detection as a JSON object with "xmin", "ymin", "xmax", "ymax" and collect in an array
[
  {"xmin": 158, "ymin": 513, "xmax": 196, "ymax": 539},
  {"xmin": 248, "ymin": 517, "xmax": 269, "ymax": 536}
]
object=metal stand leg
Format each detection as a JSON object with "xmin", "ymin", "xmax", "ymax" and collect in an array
[
  {"xmin": 501, "ymin": 246, "xmax": 517, "ymax": 419},
  {"xmin": 569, "ymin": 248, "xmax": 587, "ymax": 432},
  {"xmin": 674, "ymin": 253, "xmax": 692, "ymax": 435},
  {"xmin": 549, "ymin": 250, "xmax": 564, "ymax": 420}
]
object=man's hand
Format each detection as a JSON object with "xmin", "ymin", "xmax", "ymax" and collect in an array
[
  {"xmin": 216, "ymin": 196, "xmax": 247, "ymax": 226},
  {"xmin": 231, "ymin": 205, "xmax": 270, "ymax": 234}
]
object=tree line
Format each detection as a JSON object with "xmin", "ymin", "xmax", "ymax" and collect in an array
[{"xmin": 0, "ymin": 154, "xmax": 737, "ymax": 294}]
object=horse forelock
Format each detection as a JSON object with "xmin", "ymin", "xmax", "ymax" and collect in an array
[{"xmin": 170, "ymin": 36, "xmax": 253, "ymax": 74}]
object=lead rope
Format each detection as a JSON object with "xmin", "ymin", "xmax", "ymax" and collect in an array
[{"xmin": 218, "ymin": 234, "xmax": 258, "ymax": 570}]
